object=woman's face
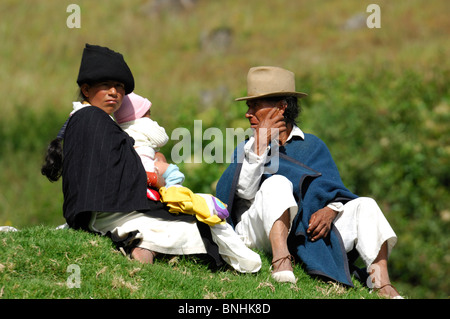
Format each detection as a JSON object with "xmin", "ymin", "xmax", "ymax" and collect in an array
[{"xmin": 81, "ymin": 81, "xmax": 126, "ymax": 115}]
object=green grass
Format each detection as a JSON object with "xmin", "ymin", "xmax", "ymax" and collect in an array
[{"xmin": 0, "ymin": 226, "xmax": 381, "ymax": 299}]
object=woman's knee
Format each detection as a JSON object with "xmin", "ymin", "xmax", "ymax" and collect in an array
[{"xmin": 260, "ymin": 175, "xmax": 293, "ymax": 193}]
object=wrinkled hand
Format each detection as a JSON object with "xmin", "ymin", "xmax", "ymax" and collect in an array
[
  {"xmin": 254, "ymin": 108, "xmax": 287, "ymax": 155},
  {"xmin": 307, "ymin": 207, "xmax": 338, "ymax": 241}
]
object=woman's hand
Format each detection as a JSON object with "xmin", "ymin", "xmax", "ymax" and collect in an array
[{"xmin": 307, "ymin": 207, "xmax": 338, "ymax": 241}]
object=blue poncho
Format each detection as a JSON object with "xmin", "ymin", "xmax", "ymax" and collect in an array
[{"xmin": 216, "ymin": 133, "xmax": 358, "ymax": 286}]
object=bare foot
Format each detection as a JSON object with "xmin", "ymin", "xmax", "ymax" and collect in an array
[{"xmin": 131, "ymin": 247, "xmax": 156, "ymax": 264}]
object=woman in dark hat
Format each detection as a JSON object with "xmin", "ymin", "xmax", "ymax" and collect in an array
[
  {"xmin": 41, "ymin": 44, "xmax": 261, "ymax": 272},
  {"xmin": 42, "ymin": 44, "xmax": 156, "ymax": 262}
]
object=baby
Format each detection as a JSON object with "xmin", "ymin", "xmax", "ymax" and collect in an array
[
  {"xmin": 114, "ymin": 93, "xmax": 182, "ymax": 191},
  {"xmin": 114, "ymin": 93, "xmax": 228, "ymax": 224}
]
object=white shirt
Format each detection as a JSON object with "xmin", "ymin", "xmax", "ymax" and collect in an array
[{"xmin": 236, "ymin": 125, "xmax": 344, "ymax": 213}]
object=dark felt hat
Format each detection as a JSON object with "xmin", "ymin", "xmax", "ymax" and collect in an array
[{"xmin": 76, "ymin": 44, "xmax": 135, "ymax": 94}]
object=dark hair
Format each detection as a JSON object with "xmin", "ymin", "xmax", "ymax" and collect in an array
[
  {"xmin": 262, "ymin": 96, "xmax": 301, "ymax": 127},
  {"xmin": 77, "ymin": 86, "xmax": 89, "ymax": 102},
  {"xmin": 41, "ymin": 87, "xmax": 88, "ymax": 182},
  {"xmin": 41, "ymin": 137, "xmax": 64, "ymax": 182},
  {"xmin": 283, "ymin": 96, "xmax": 300, "ymax": 127}
]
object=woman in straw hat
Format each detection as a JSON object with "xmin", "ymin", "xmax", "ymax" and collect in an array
[
  {"xmin": 41, "ymin": 44, "xmax": 261, "ymax": 273},
  {"xmin": 216, "ymin": 66, "xmax": 403, "ymax": 298}
]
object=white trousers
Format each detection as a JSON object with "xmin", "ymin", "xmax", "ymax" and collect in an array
[
  {"xmin": 235, "ymin": 175, "xmax": 397, "ymax": 267},
  {"xmin": 89, "ymin": 210, "xmax": 261, "ymax": 273}
]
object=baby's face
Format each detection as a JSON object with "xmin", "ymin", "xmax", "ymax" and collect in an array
[{"xmin": 142, "ymin": 109, "xmax": 152, "ymax": 119}]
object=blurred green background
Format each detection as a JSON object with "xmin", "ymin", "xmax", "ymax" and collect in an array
[{"xmin": 0, "ymin": 0, "xmax": 448, "ymax": 298}]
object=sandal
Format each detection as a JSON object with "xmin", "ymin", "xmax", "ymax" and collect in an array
[
  {"xmin": 271, "ymin": 255, "xmax": 297, "ymax": 284},
  {"xmin": 372, "ymin": 283, "xmax": 404, "ymax": 299}
]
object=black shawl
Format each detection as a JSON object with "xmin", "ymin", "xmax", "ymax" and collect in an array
[
  {"xmin": 61, "ymin": 106, "xmax": 223, "ymax": 267},
  {"xmin": 62, "ymin": 106, "xmax": 151, "ymax": 229}
]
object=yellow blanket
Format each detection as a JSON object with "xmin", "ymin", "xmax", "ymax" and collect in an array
[{"xmin": 159, "ymin": 186, "xmax": 224, "ymax": 226}]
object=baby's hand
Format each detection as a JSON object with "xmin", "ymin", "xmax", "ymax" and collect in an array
[{"xmin": 153, "ymin": 166, "xmax": 166, "ymax": 188}]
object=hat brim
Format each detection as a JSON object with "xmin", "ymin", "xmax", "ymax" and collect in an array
[{"xmin": 235, "ymin": 91, "xmax": 307, "ymax": 101}]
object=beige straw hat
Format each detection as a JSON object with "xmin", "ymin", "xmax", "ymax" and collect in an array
[{"xmin": 235, "ymin": 66, "xmax": 307, "ymax": 101}]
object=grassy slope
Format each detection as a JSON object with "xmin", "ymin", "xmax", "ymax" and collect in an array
[{"xmin": 0, "ymin": 226, "xmax": 379, "ymax": 299}]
